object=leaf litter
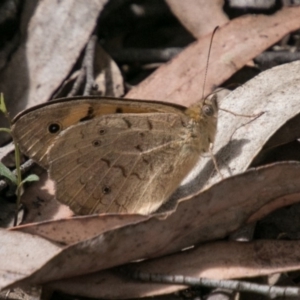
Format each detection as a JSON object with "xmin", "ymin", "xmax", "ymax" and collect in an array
[{"xmin": 2, "ymin": 3, "xmax": 300, "ymax": 299}]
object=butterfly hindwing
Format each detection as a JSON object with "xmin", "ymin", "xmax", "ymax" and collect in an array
[{"xmin": 48, "ymin": 113, "xmax": 201, "ymax": 214}]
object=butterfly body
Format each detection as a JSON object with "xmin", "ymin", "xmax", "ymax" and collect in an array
[{"xmin": 11, "ymin": 96, "xmax": 218, "ymax": 215}]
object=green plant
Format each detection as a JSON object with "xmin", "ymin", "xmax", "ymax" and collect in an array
[{"xmin": 0, "ymin": 93, "xmax": 39, "ymax": 225}]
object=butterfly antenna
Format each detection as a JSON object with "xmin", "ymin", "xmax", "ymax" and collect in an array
[{"xmin": 202, "ymin": 26, "xmax": 219, "ymax": 100}]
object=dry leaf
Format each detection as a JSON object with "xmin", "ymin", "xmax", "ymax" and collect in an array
[{"xmin": 14, "ymin": 214, "xmax": 148, "ymax": 245}]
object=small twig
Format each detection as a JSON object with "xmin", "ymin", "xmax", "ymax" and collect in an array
[
  {"xmin": 131, "ymin": 271, "xmax": 300, "ymax": 298},
  {"xmin": 83, "ymin": 35, "xmax": 97, "ymax": 96}
]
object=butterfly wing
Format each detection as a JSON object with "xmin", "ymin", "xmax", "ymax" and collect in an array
[
  {"xmin": 48, "ymin": 113, "xmax": 201, "ymax": 215},
  {"xmin": 11, "ymin": 96, "xmax": 187, "ymax": 168}
]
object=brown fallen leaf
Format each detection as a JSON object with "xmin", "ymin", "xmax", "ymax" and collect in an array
[
  {"xmin": 13, "ymin": 213, "xmax": 148, "ymax": 245},
  {"xmin": 247, "ymin": 193, "xmax": 300, "ymax": 223},
  {"xmin": 126, "ymin": 7, "xmax": 300, "ymax": 106},
  {"xmin": 3, "ymin": 162, "xmax": 300, "ymax": 290},
  {"xmin": 48, "ymin": 239, "xmax": 300, "ymax": 299}
]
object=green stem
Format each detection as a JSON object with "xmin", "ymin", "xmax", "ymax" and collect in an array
[
  {"xmin": 0, "ymin": 128, "xmax": 11, "ymax": 134},
  {"xmin": 0, "ymin": 94, "xmax": 22, "ymax": 225},
  {"xmin": 13, "ymin": 142, "xmax": 22, "ymax": 226}
]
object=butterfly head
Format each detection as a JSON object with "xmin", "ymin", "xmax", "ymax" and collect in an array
[
  {"xmin": 185, "ymin": 94, "xmax": 218, "ymax": 121},
  {"xmin": 185, "ymin": 94, "xmax": 218, "ymax": 145}
]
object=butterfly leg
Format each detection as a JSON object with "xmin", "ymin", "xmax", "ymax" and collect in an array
[{"xmin": 209, "ymin": 143, "xmax": 223, "ymax": 179}]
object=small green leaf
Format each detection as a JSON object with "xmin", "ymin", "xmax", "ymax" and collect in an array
[
  {"xmin": 22, "ymin": 174, "xmax": 39, "ymax": 184},
  {"xmin": 0, "ymin": 93, "xmax": 7, "ymax": 114},
  {"xmin": 0, "ymin": 162, "xmax": 17, "ymax": 184}
]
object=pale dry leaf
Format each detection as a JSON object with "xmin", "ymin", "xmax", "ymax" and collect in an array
[
  {"xmin": 8, "ymin": 162, "xmax": 300, "ymax": 288},
  {"xmin": 48, "ymin": 239, "xmax": 300, "ymax": 299},
  {"xmin": 176, "ymin": 60, "xmax": 300, "ymax": 199},
  {"xmin": 0, "ymin": 0, "xmax": 108, "ymax": 143},
  {"xmin": 0, "ymin": 228, "xmax": 62, "ymax": 290},
  {"xmin": 126, "ymin": 7, "xmax": 300, "ymax": 106},
  {"xmin": 165, "ymin": 0, "xmax": 228, "ymax": 38}
]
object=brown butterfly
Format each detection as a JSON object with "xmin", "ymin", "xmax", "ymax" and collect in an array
[{"xmin": 11, "ymin": 95, "xmax": 218, "ymax": 215}]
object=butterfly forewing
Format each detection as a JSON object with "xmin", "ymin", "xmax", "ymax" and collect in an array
[
  {"xmin": 48, "ymin": 113, "xmax": 202, "ymax": 214},
  {"xmin": 11, "ymin": 96, "xmax": 187, "ymax": 168}
]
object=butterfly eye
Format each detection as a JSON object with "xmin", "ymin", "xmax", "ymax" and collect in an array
[
  {"xmin": 202, "ymin": 105, "xmax": 214, "ymax": 116},
  {"xmin": 102, "ymin": 186, "xmax": 111, "ymax": 194},
  {"xmin": 48, "ymin": 123, "xmax": 61, "ymax": 134}
]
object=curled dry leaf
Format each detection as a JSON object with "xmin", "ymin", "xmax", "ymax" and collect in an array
[
  {"xmin": 4, "ymin": 162, "xmax": 300, "ymax": 290},
  {"xmin": 48, "ymin": 239, "xmax": 300, "ymax": 299},
  {"xmin": 126, "ymin": 7, "xmax": 300, "ymax": 105}
]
